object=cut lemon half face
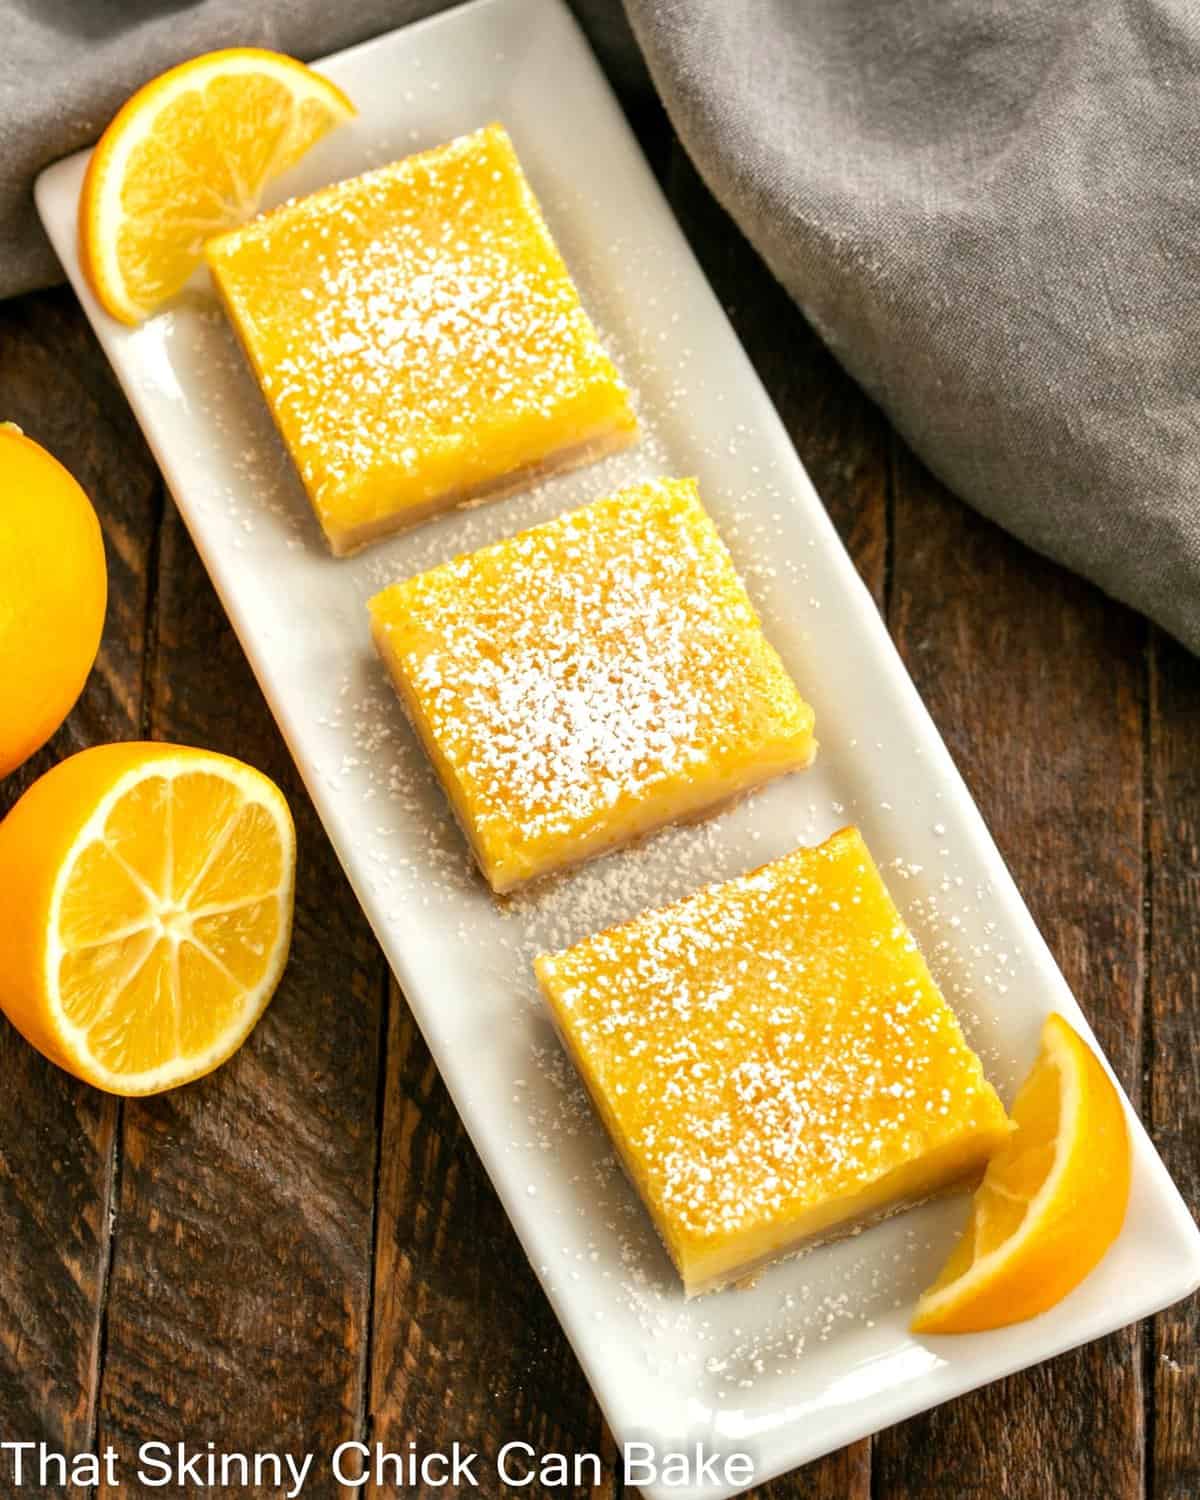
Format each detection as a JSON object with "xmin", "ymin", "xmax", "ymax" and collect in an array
[
  {"xmin": 0, "ymin": 743, "xmax": 295, "ymax": 1095},
  {"xmin": 79, "ymin": 47, "xmax": 355, "ymax": 324},
  {"xmin": 912, "ymin": 1012, "xmax": 1131, "ymax": 1334}
]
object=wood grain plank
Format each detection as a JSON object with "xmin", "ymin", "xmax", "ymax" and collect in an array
[
  {"xmin": 93, "ymin": 507, "xmax": 386, "ymax": 1497},
  {"xmin": 664, "ymin": 144, "xmax": 888, "ymax": 1500},
  {"xmin": 1148, "ymin": 632, "xmax": 1200, "ymax": 1500},
  {"xmin": 0, "ymin": 288, "xmax": 160, "ymax": 1477},
  {"xmin": 873, "ymin": 441, "xmax": 1146, "ymax": 1500}
]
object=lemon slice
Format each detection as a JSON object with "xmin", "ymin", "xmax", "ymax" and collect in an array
[
  {"xmin": 79, "ymin": 47, "xmax": 355, "ymax": 324},
  {"xmin": 0, "ymin": 743, "xmax": 295, "ymax": 1095},
  {"xmin": 912, "ymin": 1012, "xmax": 1131, "ymax": 1333}
]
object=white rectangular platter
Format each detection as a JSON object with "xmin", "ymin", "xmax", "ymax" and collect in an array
[{"xmin": 37, "ymin": 1, "xmax": 1200, "ymax": 1495}]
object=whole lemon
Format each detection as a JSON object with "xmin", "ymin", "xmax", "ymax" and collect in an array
[{"xmin": 0, "ymin": 425, "xmax": 107, "ymax": 777}]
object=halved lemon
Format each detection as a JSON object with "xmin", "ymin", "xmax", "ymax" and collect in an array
[
  {"xmin": 912, "ymin": 1012, "xmax": 1131, "ymax": 1333},
  {"xmin": 79, "ymin": 47, "xmax": 355, "ymax": 324},
  {"xmin": 0, "ymin": 742, "xmax": 295, "ymax": 1095}
]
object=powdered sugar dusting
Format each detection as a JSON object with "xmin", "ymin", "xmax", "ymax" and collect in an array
[
  {"xmin": 205, "ymin": 124, "xmax": 636, "ymax": 543},
  {"xmin": 370, "ymin": 478, "xmax": 814, "ymax": 888},
  {"xmin": 98, "ymin": 39, "xmax": 1045, "ymax": 1441},
  {"xmin": 536, "ymin": 829, "xmax": 1008, "ymax": 1286}
]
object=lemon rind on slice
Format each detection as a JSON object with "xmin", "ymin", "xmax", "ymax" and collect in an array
[{"xmin": 912, "ymin": 1013, "xmax": 1130, "ymax": 1334}]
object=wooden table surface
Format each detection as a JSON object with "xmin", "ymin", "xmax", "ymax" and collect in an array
[{"xmin": 1, "ymin": 97, "xmax": 1197, "ymax": 1500}]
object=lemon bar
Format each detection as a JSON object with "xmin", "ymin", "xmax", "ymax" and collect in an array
[
  {"xmin": 205, "ymin": 124, "xmax": 637, "ymax": 554},
  {"xmin": 535, "ymin": 828, "xmax": 1010, "ymax": 1295},
  {"xmin": 369, "ymin": 478, "xmax": 816, "ymax": 893}
]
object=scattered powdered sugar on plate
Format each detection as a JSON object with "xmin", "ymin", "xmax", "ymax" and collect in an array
[{"xmin": 116, "ymin": 126, "xmax": 1026, "ymax": 1412}]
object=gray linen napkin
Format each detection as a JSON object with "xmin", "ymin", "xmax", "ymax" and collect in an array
[
  {"xmin": 4, "ymin": 0, "xmax": 1199, "ymax": 652},
  {"xmin": 626, "ymin": 0, "xmax": 1200, "ymax": 654},
  {"xmin": 0, "ymin": 0, "xmax": 641, "ymax": 295}
]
